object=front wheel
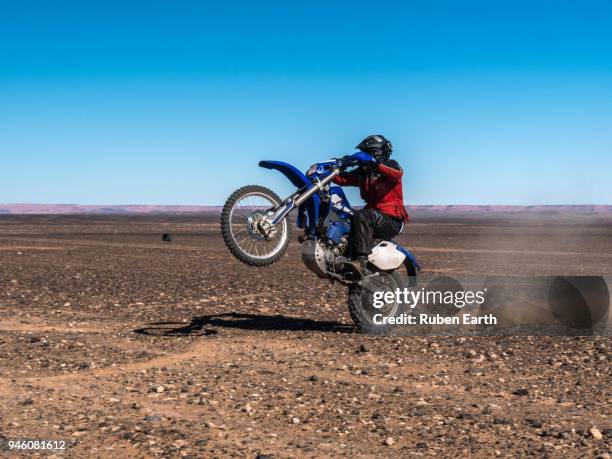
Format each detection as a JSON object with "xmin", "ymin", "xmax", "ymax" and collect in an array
[
  {"xmin": 348, "ymin": 268, "xmax": 415, "ymax": 334},
  {"xmin": 220, "ymin": 185, "xmax": 291, "ymax": 266}
]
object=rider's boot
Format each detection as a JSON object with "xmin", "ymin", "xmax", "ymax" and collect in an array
[{"xmin": 344, "ymin": 256, "xmax": 368, "ymax": 278}]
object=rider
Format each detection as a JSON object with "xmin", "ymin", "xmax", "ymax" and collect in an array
[{"xmin": 333, "ymin": 135, "xmax": 409, "ymax": 276}]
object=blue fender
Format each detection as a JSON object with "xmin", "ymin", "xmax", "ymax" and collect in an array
[
  {"xmin": 259, "ymin": 160, "xmax": 319, "ymax": 234},
  {"xmin": 259, "ymin": 161, "xmax": 310, "ymax": 188},
  {"xmin": 395, "ymin": 245, "xmax": 421, "ymax": 271}
]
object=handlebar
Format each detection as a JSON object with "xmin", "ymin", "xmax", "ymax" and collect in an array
[
  {"xmin": 335, "ymin": 156, "xmax": 358, "ymax": 171},
  {"xmin": 335, "ymin": 153, "xmax": 377, "ymax": 172}
]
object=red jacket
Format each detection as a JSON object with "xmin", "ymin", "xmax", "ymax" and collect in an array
[{"xmin": 333, "ymin": 160, "xmax": 410, "ymax": 222}]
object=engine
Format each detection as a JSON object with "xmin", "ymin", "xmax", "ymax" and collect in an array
[
  {"xmin": 301, "ymin": 236, "xmax": 348, "ymax": 279},
  {"xmin": 301, "ymin": 207, "xmax": 351, "ymax": 279}
]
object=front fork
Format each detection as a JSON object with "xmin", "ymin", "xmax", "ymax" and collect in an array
[{"xmin": 267, "ymin": 169, "xmax": 340, "ymax": 225}]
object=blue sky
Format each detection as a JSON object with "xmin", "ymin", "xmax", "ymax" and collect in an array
[{"xmin": 1, "ymin": 1, "xmax": 611, "ymax": 205}]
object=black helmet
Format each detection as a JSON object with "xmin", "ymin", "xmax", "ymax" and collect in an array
[{"xmin": 356, "ymin": 134, "xmax": 393, "ymax": 162}]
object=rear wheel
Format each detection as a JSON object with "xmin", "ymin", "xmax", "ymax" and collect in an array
[
  {"xmin": 348, "ymin": 266, "xmax": 415, "ymax": 334},
  {"xmin": 220, "ymin": 185, "xmax": 291, "ymax": 266}
]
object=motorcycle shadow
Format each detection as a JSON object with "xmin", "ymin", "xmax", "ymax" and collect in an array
[{"xmin": 134, "ymin": 312, "xmax": 355, "ymax": 337}]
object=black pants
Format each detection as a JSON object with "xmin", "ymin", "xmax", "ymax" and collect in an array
[{"xmin": 350, "ymin": 208, "xmax": 403, "ymax": 258}]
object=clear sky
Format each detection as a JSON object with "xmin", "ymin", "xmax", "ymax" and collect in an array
[{"xmin": 1, "ymin": 1, "xmax": 611, "ymax": 205}]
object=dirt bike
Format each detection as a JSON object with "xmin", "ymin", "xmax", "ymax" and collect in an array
[{"xmin": 220, "ymin": 152, "xmax": 420, "ymax": 333}]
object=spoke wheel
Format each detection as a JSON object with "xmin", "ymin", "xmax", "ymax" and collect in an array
[
  {"xmin": 348, "ymin": 267, "xmax": 416, "ymax": 334},
  {"xmin": 221, "ymin": 185, "xmax": 291, "ymax": 266}
]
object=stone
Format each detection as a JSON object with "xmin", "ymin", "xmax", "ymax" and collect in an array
[
  {"xmin": 590, "ymin": 427, "xmax": 603, "ymax": 440},
  {"xmin": 493, "ymin": 418, "xmax": 512, "ymax": 425},
  {"xmin": 512, "ymin": 389, "xmax": 529, "ymax": 396}
]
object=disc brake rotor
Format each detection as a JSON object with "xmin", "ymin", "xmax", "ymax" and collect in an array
[{"xmin": 247, "ymin": 212, "xmax": 278, "ymax": 241}]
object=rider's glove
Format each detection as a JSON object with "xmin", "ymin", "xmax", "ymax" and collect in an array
[
  {"xmin": 336, "ymin": 153, "xmax": 377, "ymax": 171},
  {"xmin": 336, "ymin": 156, "xmax": 350, "ymax": 168},
  {"xmin": 352, "ymin": 152, "xmax": 376, "ymax": 165}
]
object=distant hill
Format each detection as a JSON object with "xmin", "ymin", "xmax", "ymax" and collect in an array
[
  {"xmin": 405, "ymin": 205, "xmax": 612, "ymax": 214},
  {"xmin": 0, "ymin": 204, "xmax": 610, "ymax": 215},
  {"xmin": 0, "ymin": 204, "xmax": 221, "ymax": 215}
]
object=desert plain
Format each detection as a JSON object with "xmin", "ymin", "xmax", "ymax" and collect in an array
[{"xmin": 0, "ymin": 212, "xmax": 610, "ymax": 458}]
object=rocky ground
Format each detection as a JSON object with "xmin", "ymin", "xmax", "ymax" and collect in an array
[{"xmin": 0, "ymin": 214, "xmax": 610, "ymax": 458}]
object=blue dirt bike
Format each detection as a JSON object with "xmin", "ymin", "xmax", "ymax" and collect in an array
[{"xmin": 221, "ymin": 152, "xmax": 420, "ymax": 333}]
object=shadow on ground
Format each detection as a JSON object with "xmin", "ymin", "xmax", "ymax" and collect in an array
[{"xmin": 134, "ymin": 312, "xmax": 355, "ymax": 336}]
